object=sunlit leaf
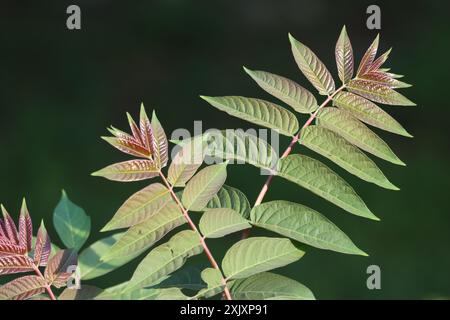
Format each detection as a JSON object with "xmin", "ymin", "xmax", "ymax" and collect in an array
[
  {"xmin": 126, "ymin": 230, "xmax": 203, "ymax": 291},
  {"xmin": 332, "ymin": 91, "xmax": 412, "ymax": 137},
  {"xmin": 250, "ymin": 201, "xmax": 366, "ymax": 255},
  {"xmin": 206, "ymin": 185, "xmax": 251, "ymax": 219},
  {"xmin": 0, "ymin": 255, "xmax": 34, "ymax": 275},
  {"xmin": 194, "ymin": 268, "xmax": 224, "ymax": 299},
  {"xmin": 200, "ymin": 96, "xmax": 299, "ymax": 136},
  {"xmin": 44, "ymin": 249, "xmax": 78, "ymax": 288},
  {"xmin": 91, "ymin": 159, "xmax": 159, "ymax": 182},
  {"xmin": 1, "ymin": 205, "xmax": 19, "ymax": 245},
  {"xmin": 359, "ymin": 71, "xmax": 411, "ymax": 89},
  {"xmin": 151, "ymin": 111, "xmax": 169, "ymax": 168},
  {"xmin": 301, "ymin": 126, "xmax": 399, "ymax": 190},
  {"xmin": 102, "ymin": 183, "xmax": 171, "ymax": 231},
  {"xmin": 33, "ymin": 222, "xmax": 52, "ymax": 266},
  {"xmin": 347, "ymin": 80, "xmax": 416, "ymax": 106},
  {"xmin": 335, "ymin": 26, "xmax": 354, "ymax": 84},
  {"xmin": 182, "ymin": 163, "xmax": 228, "ymax": 211},
  {"xmin": 222, "ymin": 237, "xmax": 304, "ymax": 280},
  {"xmin": 0, "ymin": 275, "xmax": 46, "ymax": 300},
  {"xmin": 230, "ymin": 272, "xmax": 315, "ymax": 300},
  {"xmin": 317, "ymin": 108, "xmax": 405, "ymax": 165},
  {"xmin": 289, "ymin": 33, "xmax": 335, "ymax": 95},
  {"xmin": 356, "ymin": 34, "xmax": 379, "ymax": 76},
  {"xmin": 199, "ymin": 208, "xmax": 251, "ymax": 238},
  {"xmin": 277, "ymin": 155, "xmax": 378, "ymax": 220},
  {"xmin": 53, "ymin": 191, "xmax": 91, "ymax": 251},
  {"xmin": 243, "ymin": 67, "xmax": 318, "ymax": 113},
  {"xmin": 18, "ymin": 199, "xmax": 32, "ymax": 252}
]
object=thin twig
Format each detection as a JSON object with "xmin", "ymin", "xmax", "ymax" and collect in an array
[
  {"xmin": 241, "ymin": 85, "xmax": 346, "ymax": 240},
  {"xmin": 32, "ymin": 264, "xmax": 56, "ymax": 300},
  {"xmin": 158, "ymin": 171, "xmax": 233, "ymax": 300}
]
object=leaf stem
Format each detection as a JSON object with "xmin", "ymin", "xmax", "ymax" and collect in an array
[
  {"xmin": 241, "ymin": 84, "xmax": 346, "ymax": 239},
  {"xmin": 158, "ymin": 171, "xmax": 233, "ymax": 300},
  {"xmin": 32, "ymin": 264, "xmax": 56, "ymax": 300}
]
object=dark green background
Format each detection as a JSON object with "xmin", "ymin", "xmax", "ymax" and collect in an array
[{"xmin": 1, "ymin": 0, "xmax": 448, "ymax": 299}]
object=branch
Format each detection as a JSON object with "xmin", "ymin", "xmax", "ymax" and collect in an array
[
  {"xmin": 241, "ymin": 85, "xmax": 346, "ymax": 239},
  {"xmin": 158, "ymin": 171, "xmax": 233, "ymax": 300}
]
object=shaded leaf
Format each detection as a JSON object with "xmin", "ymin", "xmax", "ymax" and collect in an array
[
  {"xmin": 126, "ymin": 230, "xmax": 203, "ymax": 291},
  {"xmin": 276, "ymin": 155, "xmax": 378, "ymax": 220},
  {"xmin": 194, "ymin": 268, "xmax": 224, "ymax": 299},
  {"xmin": 199, "ymin": 208, "xmax": 251, "ymax": 238},
  {"xmin": 301, "ymin": 126, "xmax": 399, "ymax": 190},
  {"xmin": 0, "ymin": 275, "xmax": 46, "ymax": 300},
  {"xmin": 222, "ymin": 237, "xmax": 304, "ymax": 280},
  {"xmin": 53, "ymin": 191, "xmax": 91, "ymax": 251},
  {"xmin": 250, "ymin": 201, "xmax": 366, "ymax": 255},
  {"xmin": 102, "ymin": 183, "xmax": 171, "ymax": 231},
  {"xmin": 317, "ymin": 108, "xmax": 405, "ymax": 165},
  {"xmin": 44, "ymin": 249, "xmax": 78, "ymax": 288},
  {"xmin": 230, "ymin": 272, "xmax": 314, "ymax": 300},
  {"xmin": 206, "ymin": 185, "xmax": 251, "ymax": 219},
  {"xmin": 182, "ymin": 163, "xmax": 228, "ymax": 211},
  {"xmin": 332, "ymin": 91, "xmax": 412, "ymax": 137},
  {"xmin": 244, "ymin": 67, "xmax": 318, "ymax": 113},
  {"xmin": 96, "ymin": 282, "xmax": 159, "ymax": 300},
  {"xmin": 289, "ymin": 33, "xmax": 335, "ymax": 95},
  {"xmin": 335, "ymin": 26, "xmax": 354, "ymax": 84},
  {"xmin": 347, "ymin": 79, "xmax": 415, "ymax": 106},
  {"xmin": 200, "ymin": 96, "xmax": 299, "ymax": 136},
  {"xmin": 92, "ymin": 159, "xmax": 159, "ymax": 182}
]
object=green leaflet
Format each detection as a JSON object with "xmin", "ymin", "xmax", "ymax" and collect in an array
[
  {"xmin": 222, "ymin": 237, "xmax": 304, "ymax": 280},
  {"xmin": 100, "ymin": 201, "xmax": 185, "ymax": 261},
  {"xmin": 78, "ymin": 233, "xmax": 141, "ymax": 280},
  {"xmin": 276, "ymin": 154, "xmax": 378, "ymax": 220},
  {"xmin": 102, "ymin": 183, "xmax": 171, "ymax": 231},
  {"xmin": 199, "ymin": 208, "xmax": 251, "ymax": 239},
  {"xmin": 317, "ymin": 107, "xmax": 405, "ymax": 165},
  {"xmin": 250, "ymin": 201, "xmax": 366, "ymax": 255},
  {"xmin": 53, "ymin": 191, "xmax": 90, "ymax": 251},
  {"xmin": 200, "ymin": 96, "xmax": 299, "ymax": 136},
  {"xmin": 335, "ymin": 26, "xmax": 354, "ymax": 84},
  {"xmin": 243, "ymin": 67, "xmax": 318, "ymax": 114},
  {"xmin": 168, "ymin": 135, "xmax": 206, "ymax": 187},
  {"xmin": 126, "ymin": 230, "xmax": 203, "ymax": 292},
  {"xmin": 347, "ymin": 79, "xmax": 416, "ymax": 106},
  {"xmin": 332, "ymin": 91, "xmax": 412, "ymax": 137},
  {"xmin": 182, "ymin": 162, "xmax": 228, "ymax": 211},
  {"xmin": 203, "ymin": 130, "xmax": 277, "ymax": 172},
  {"xmin": 155, "ymin": 264, "xmax": 209, "ymax": 291},
  {"xmin": 300, "ymin": 125, "xmax": 399, "ymax": 190},
  {"xmin": 91, "ymin": 159, "xmax": 159, "ymax": 182},
  {"xmin": 194, "ymin": 268, "xmax": 224, "ymax": 299},
  {"xmin": 289, "ymin": 33, "xmax": 335, "ymax": 95},
  {"xmin": 206, "ymin": 185, "xmax": 251, "ymax": 219},
  {"xmin": 229, "ymin": 272, "xmax": 315, "ymax": 300}
]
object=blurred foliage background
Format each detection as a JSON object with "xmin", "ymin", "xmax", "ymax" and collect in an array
[{"xmin": 0, "ymin": 0, "xmax": 449, "ymax": 299}]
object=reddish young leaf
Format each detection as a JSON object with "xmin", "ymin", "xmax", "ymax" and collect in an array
[
  {"xmin": 139, "ymin": 104, "xmax": 156, "ymax": 154},
  {"xmin": 44, "ymin": 249, "xmax": 78, "ymax": 288},
  {"xmin": 18, "ymin": 199, "xmax": 33, "ymax": 252},
  {"xmin": 0, "ymin": 239, "xmax": 26, "ymax": 256},
  {"xmin": 101, "ymin": 136, "xmax": 151, "ymax": 158},
  {"xmin": 356, "ymin": 34, "xmax": 379, "ymax": 76},
  {"xmin": 368, "ymin": 48, "xmax": 392, "ymax": 72},
  {"xmin": 0, "ymin": 275, "xmax": 46, "ymax": 300},
  {"xmin": 34, "ymin": 221, "xmax": 52, "ymax": 266},
  {"xmin": 1, "ymin": 205, "xmax": 19, "ymax": 245},
  {"xmin": 92, "ymin": 159, "xmax": 159, "ymax": 182},
  {"xmin": 151, "ymin": 111, "xmax": 169, "ymax": 168},
  {"xmin": 359, "ymin": 72, "xmax": 411, "ymax": 89},
  {"xmin": 127, "ymin": 112, "xmax": 144, "ymax": 145},
  {"xmin": 347, "ymin": 79, "xmax": 416, "ymax": 106},
  {"xmin": 0, "ymin": 255, "xmax": 34, "ymax": 275}
]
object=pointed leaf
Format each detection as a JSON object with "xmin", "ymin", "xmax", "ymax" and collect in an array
[
  {"xmin": 230, "ymin": 272, "xmax": 314, "ymax": 300},
  {"xmin": 44, "ymin": 249, "xmax": 78, "ymax": 288},
  {"xmin": 250, "ymin": 201, "xmax": 366, "ymax": 255},
  {"xmin": 277, "ymin": 155, "xmax": 377, "ymax": 220},
  {"xmin": 332, "ymin": 91, "xmax": 412, "ymax": 137},
  {"xmin": 18, "ymin": 199, "xmax": 32, "ymax": 252},
  {"xmin": 1, "ymin": 205, "xmax": 19, "ymax": 245},
  {"xmin": 182, "ymin": 163, "xmax": 227, "ymax": 211},
  {"xmin": 0, "ymin": 240, "xmax": 26, "ymax": 256},
  {"xmin": 139, "ymin": 104, "xmax": 156, "ymax": 154},
  {"xmin": 335, "ymin": 26, "xmax": 354, "ymax": 84},
  {"xmin": 59, "ymin": 285, "xmax": 103, "ymax": 300},
  {"xmin": 0, "ymin": 275, "xmax": 46, "ymax": 300},
  {"xmin": 289, "ymin": 33, "xmax": 335, "ymax": 95},
  {"xmin": 101, "ymin": 136, "xmax": 151, "ymax": 158},
  {"xmin": 200, "ymin": 96, "xmax": 299, "ymax": 136},
  {"xmin": 53, "ymin": 191, "xmax": 91, "ymax": 251},
  {"xmin": 369, "ymin": 48, "xmax": 391, "ymax": 72},
  {"xmin": 126, "ymin": 230, "xmax": 203, "ymax": 291},
  {"xmin": 243, "ymin": 67, "xmax": 318, "ymax": 113},
  {"xmin": 222, "ymin": 237, "xmax": 304, "ymax": 280},
  {"xmin": 317, "ymin": 108, "xmax": 405, "ymax": 165},
  {"xmin": 199, "ymin": 208, "xmax": 251, "ymax": 239},
  {"xmin": 347, "ymin": 79, "xmax": 415, "ymax": 106},
  {"xmin": 33, "ymin": 222, "xmax": 52, "ymax": 266},
  {"xmin": 102, "ymin": 183, "xmax": 171, "ymax": 231},
  {"xmin": 101, "ymin": 201, "xmax": 185, "ymax": 261},
  {"xmin": 92, "ymin": 159, "xmax": 159, "ymax": 182},
  {"xmin": 357, "ymin": 35, "xmax": 379, "ymax": 76},
  {"xmin": 359, "ymin": 71, "xmax": 411, "ymax": 89},
  {"xmin": 206, "ymin": 185, "xmax": 251, "ymax": 219},
  {"xmin": 151, "ymin": 111, "xmax": 169, "ymax": 168}
]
